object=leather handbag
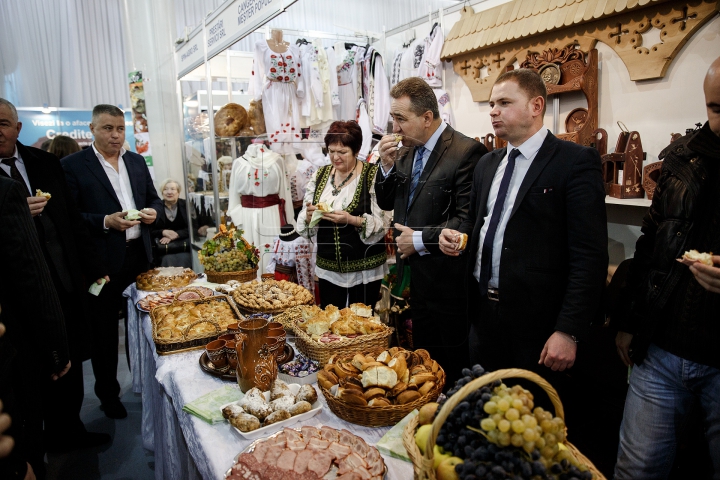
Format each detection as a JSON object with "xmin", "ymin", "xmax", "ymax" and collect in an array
[{"xmin": 153, "ymin": 238, "xmax": 189, "ymax": 256}]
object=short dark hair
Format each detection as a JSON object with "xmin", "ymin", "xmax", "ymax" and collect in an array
[
  {"xmin": 325, "ymin": 121, "xmax": 363, "ymax": 156},
  {"xmin": 390, "ymin": 77, "xmax": 439, "ymax": 120},
  {"xmin": 91, "ymin": 104, "xmax": 124, "ymax": 125},
  {"xmin": 48, "ymin": 135, "xmax": 81, "ymax": 159},
  {"xmin": 494, "ymin": 69, "xmax": 547, "ymax": 115}
]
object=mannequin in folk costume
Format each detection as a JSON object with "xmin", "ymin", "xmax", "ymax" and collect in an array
[
  {"xmin": 250, "ymin": 28, "xmax": 305, "ymax": 154},
  {"xmin": 227, "ymin": 143, "xmax": 295, "ymax": 276}
]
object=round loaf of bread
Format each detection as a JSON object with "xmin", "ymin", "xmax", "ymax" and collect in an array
[{"xmin": 214, "ymin": 103, "xmax": 248, "ymax": 137}]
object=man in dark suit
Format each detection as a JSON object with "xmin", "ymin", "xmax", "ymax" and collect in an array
[
  {"xmin": 0, "ymin": 176, "xmax": 71, "ymax": 480},
  {"xmin": 61, "ymin": 104, "xmax": 162, "ymax": 419},
  {"xmin": 0, "ymin": 98, "xmax": 110, "ymax": 452},
  {"xmin": 374, "ymin": 77, "xmax": 487, "ymax": 384},
  {"xmin": 440, "ymin": 68, "xmax": 607, "ymax": 404}
]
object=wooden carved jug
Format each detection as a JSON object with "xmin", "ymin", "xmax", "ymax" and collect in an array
[{"xmin": 234, "ymin": 317, "xmax": 277, "ymax": 392}]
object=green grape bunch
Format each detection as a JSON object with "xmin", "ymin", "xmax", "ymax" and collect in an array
[{"xmin": 198, "ymin": 227, "xmax": 258, "ymax": 272}]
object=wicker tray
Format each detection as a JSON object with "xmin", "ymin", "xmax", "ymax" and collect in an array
[
  {"xmin": 401, "ymin": 368, "xmax": 605, "ymax": 480},
  {"xmin": 150, "ymin": 295, "xmax": 244, "ymax": 355},
  {"xmin": 318, "ymin": 347, "xmax": 444, "ymax": 427},
  {"xmin": 294, "ymin": 321, "xmax": 393, "ymax": 365},
  {"xmin": 204, "ymin": 267, "xmax": 258, "ymax": 284},
  {"xmin": 231, "ymin": 281, "xmax": 315, "ymax": 315}
]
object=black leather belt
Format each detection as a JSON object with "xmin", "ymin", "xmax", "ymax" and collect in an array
[
  {"xmin": 126, "ymin": 238, "xmax": 142, "ymax": 247},
  {"xmin": 487, "ymin": 288, "xmax": 500, "ymax": 302}
]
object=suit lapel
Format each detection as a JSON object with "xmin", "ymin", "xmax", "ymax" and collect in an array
[
  {"xmin": 406, "ymin": 125, "xmax": 452, "ymax": 212},
  {"xmin": 509, "ymin": 133, "xmax": 558, "ymax": 220},
  {"xmin": 470, "ymin": 148, "xmax": 505, "ymax": 257},
  {"xmin": 84, "ymin": 149, "xmax": 122, "ymax": 207}
]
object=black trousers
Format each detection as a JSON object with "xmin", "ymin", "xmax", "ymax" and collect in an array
[
  {"xmin": 318, "ymin": 278, "xmax": 382, "ymax": 309},
  {"xmin": 44, "ymin": 283, "xmax": 88, "ymax": 443},
  {"xmin": 87, "ymin": 239, "xmax": 148, "ymax": 403}
]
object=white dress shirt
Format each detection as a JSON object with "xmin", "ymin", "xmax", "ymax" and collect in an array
[
  {"xmin": 93, "ymin": 143, "xmax": 141, "ymax": 240},
  {"xmin": 474, "ymin": 127, "xmax": 548, "ymax": 287},
  {"xmin": 0, "ymin": 146, "xmax": 32, "ymax": 192}
]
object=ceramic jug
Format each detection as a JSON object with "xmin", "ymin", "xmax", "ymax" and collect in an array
[{"xmin": 234, "ymin": 317, "xmax": 277, "ymax": 392}]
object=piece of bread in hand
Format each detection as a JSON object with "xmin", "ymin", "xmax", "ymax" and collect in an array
[
  {"xmin": 680, "ymin": 249, "xmax": 714, "ymax": 266},
  {"xmin": 457, "ymin": 233, "xmax": 468, "ymax": 251},
  {"xmin": 316, "ymin": 202, "xmax": 333, "ymax": 213},
  {"xmin": 35, "ymin": 189, "xmax": 51, "ymax": 200}
]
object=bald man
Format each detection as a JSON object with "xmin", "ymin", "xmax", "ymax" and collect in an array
[{"xmin": 613, "ymin": 57, "xmax": 720, "ymax": 479}]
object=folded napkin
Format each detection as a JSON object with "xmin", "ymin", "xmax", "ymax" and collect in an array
[
  {"xmin": 182, "ymin": 385, "xmax": 243, "ymax": 424},
  {"xmin": 375, "ymin": 409, "xmax": 418, "ymax": 462},
  {"xmin": 308, "ymin": 200, "xmax": 334, "ymax": 228}
]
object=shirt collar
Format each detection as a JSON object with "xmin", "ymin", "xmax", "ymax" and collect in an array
[
  {"xmin": 3, "ymin": 145, "xmax": 20, "ymax": 161},
  {"xmin": 92, "ymin": 142, "xmax": 126, "ymax": 164},
  {"xmin": 421, "ymin": 120, "xmax": 447, "ymax": 155},
  {"xmin": 507, "ymin": 127, "xmax": 548, "ymax": 160}
]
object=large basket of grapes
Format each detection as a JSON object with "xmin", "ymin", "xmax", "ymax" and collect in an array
[
  {"xmin": 198, "ymin": 225, "xmax": 259, "ymax": 283},
  {"xmin": 402, "ymin": 368, "xmax": 605, "ymax": 480}
]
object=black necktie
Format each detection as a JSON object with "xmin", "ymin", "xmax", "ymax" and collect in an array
[
  {"xmin": 478, "ymin": 148, "xmax": 520, "ymax": 294},
  {"xmin": 2, "ymin": 157, "xmax": 31, "ymax": 197}
]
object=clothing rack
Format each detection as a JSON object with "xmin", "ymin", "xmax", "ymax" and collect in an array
[{"xmin": 263, "ymin": 26, "xmax": 375, "ymax": 44}]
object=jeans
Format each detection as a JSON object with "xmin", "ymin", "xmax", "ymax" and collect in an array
[{"xmin": 614, "ymin": 343, "xmax": 720, "ymax": 479}]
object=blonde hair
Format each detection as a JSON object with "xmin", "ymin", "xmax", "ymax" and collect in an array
[{"xmin": 160, "ymin": 178, "xmax": 182, "ymax": 195}]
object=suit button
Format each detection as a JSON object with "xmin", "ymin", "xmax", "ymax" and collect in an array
[{"xmin": 676, "ymin": 232, "xmax": 682, "ymax": 237}]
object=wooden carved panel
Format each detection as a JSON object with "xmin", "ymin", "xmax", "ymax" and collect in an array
[{"xmin": 447, "ymin": 0, "xmax": 719, "ymax": 102}]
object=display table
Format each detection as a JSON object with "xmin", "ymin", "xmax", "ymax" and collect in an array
[{"xmin": 124, "ymin": 283, "xmax": 413, "ymax": 480}]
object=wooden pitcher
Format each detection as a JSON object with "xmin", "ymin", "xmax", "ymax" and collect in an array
[{"xmin": 234, "ymin": 317, "xmax": 277, "ymax": 392}]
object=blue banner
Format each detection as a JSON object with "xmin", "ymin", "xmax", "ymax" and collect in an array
[{"xmin": 17, "ymin": 108, "xmax": 135, "ymax": 153}]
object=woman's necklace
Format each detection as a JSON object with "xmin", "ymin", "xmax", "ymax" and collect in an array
[{"xmin": 330, "ymin": 160, "xmax": 358, "ymax": 196}]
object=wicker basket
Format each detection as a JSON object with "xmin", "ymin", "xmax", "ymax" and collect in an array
[
  {"xmin": 319, "ymin": 347, "xmax": 445, "ymax": 427},
  {"xmin": 273, "ymin": 305, "xmax": 306, "ymax": 333},
  {"xmin": 204, "ymin": 266, "xmax": 258, "ymax": 284},
  {"xmin": 150, "ymin": 295, "xmax": 244, "ymax": 355},
  {"xmin": 294, "ymin": 321, "xmax": 394, "ymax": 365},
  {"xmin": 401, "ymin": 368, "xmax": 606, "ymax": 480}
]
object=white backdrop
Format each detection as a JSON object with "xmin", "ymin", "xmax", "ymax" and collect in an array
[{"xmin": 0, "ymin": 0, "xmax": 130, "ymax": 109}]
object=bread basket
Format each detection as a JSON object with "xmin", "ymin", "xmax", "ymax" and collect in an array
[
  {"xmin": 401, "ymin": 368, "xmax": 605, "ymax": 480},
  {"xmin": 319, "ymin": 347, "xmax": 445, "ymax": 427}
]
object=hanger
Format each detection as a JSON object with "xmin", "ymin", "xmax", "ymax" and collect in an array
[
  {"xmin": 345, "ymin": 42, "xmax": 357, "ymax": 50},
  {"xmin": 296, "ymin": 38, "xmax": 309, "ymax": 45}
]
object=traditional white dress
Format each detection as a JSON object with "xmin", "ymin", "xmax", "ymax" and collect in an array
[
  {"xmin": 361, "ymin": 47, "xmax": 390, "ymax": 135},
  {"xmin": 265, "ymin": 235, "xmax": 316, "ymax": 294},
  {"xmin": 297, "ymin": 163, "xmax": 389, "ymax": 288},
  {"xmin": 418, "ymin": 24, "xmax": 444, "ymax": 88},
  {"xmin": 250, "ymin": 41, "xmax": 305, "ymax": 154},
  {"xmin": 399, "ymin": 37, "xmax": 424, "ymax": 81},
  {"xmin": 227, "ymin": 144, "xmax": 296, "ymax": 276},
  {"xmin": 335, "ymin": 44, "xmax": 361, "ymax": 121}
]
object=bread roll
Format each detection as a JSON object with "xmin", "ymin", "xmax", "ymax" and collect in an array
[
  {"xmin": 287, "ymin": 400, "xmax": 312, "ymax": 416},
  {"xmin": 269, "ymin": 395, "xmax": 295, "ymax": 412},
  {"xmin": 388, "ymin": 356, "xmax": 407, "ymax": 378},
  {"xmin": 263, "ymin": 409, "xmax": 291, "ymax": 426},
  {"xmin": 229, "ymin": 412, "xmax": 261, "ymax": 432},
  {"xmin": 361, "ymin": 365, "xmax": 398, "ymax": 389},
  {"xmin": 363, "ymin": 387, "xmax": 387, "ymax": 401},
  {"xmin": 369, "ymin": 397, "xmax": 391, "ymax": 407},
  {"xmin": 339, "ymin": 388, "xmax": 368, "ymax": 406},
  {"xmin": 295, "ymin": 384, "xmax": 318, "ymax": 404},
  {"xmin": 317, "ymin": 370, "xmax": 338, "ymax": 390},
  {"xmin": 419, "ymin": 381, "xmax": 435, "ymax": 396},
  {"xmin": 351, "ymin": 353, "xmax": 367, "ymax": 371},
  {"xmin": 409, "ymin": 373, "xmax": 436, "ymax": 386},
  {"xmin": 376, "ymin": 350, "xmax": 391, "ymax": 364},
  {"xmin": 397, "ymin": 390, "xmax": 421, "ymax": 404},
  {"xmin": 388, "ymin": 382, "xmax": 408, "ymax": 398},
  {"xmin": 270, "ymin": 379, "xmax": 293, "ymax": 400}
]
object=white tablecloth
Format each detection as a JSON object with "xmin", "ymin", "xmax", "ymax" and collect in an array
[{"xmin": 124, "ymin": 283, "xmax": 414, "ymax": 480}]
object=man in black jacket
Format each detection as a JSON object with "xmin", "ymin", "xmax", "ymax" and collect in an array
[
  {"xmin": 613, "ymin": 57, "xmax": 720, "ymax": 479},
  {"xmin": 62, "ymin": 104, "xmax": 162, "ymax": 419},
  {"xmin": 374, "ymin": 77, "xmax": 487, "ymax": 383},
  {"xmin": 0, "ymin": 99, "xmax": 110, "ymax": 452},
  {"xmin": 0, "ymin": 176, "xmax": 70, "ymax": 480}
]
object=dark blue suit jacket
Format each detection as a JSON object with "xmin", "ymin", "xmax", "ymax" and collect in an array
[{"xmin": 61, "ymin": 147, "xmax": 163, "ymax": 274}]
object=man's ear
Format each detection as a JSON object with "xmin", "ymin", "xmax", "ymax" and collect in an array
[{"xmin": 531, "ymin": 96, "xmax": 545, "ymax": 118}]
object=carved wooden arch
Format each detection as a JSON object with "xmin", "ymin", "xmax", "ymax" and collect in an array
[{"xmin": 446, "ymin": 0, "xmax": 719, "ymax": 102}]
